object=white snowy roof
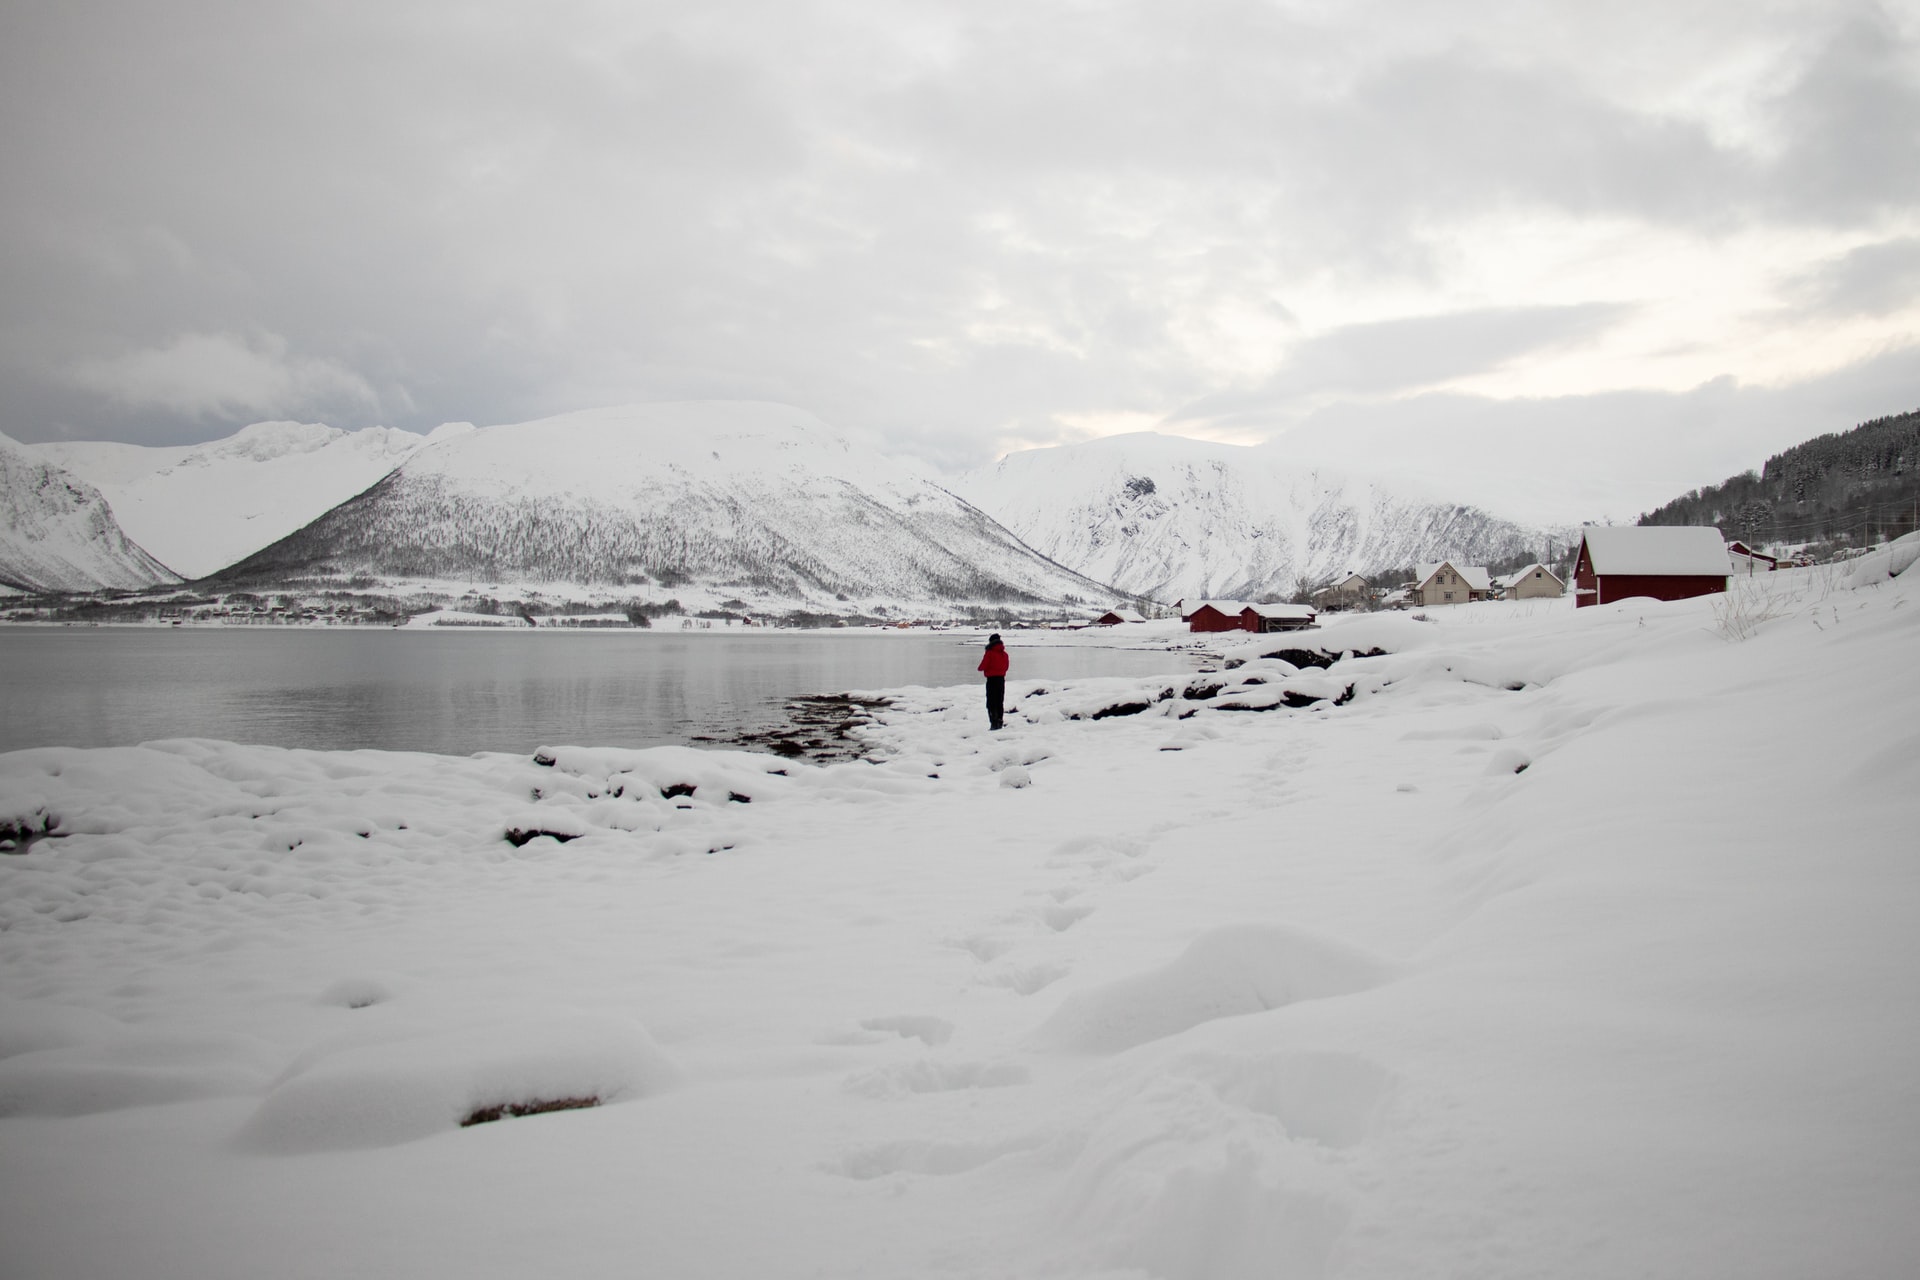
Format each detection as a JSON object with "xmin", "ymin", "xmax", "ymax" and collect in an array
[
  {"xmin": 1416, "ymin": 562, "xmax": 1492, "ymax": 591},
  {"xmin": 1098, "ymin": 607, "xmax": 1147, "ymax": 622},
  {"xmin": 1580, "ymin": 526, "xmax": 1732, "ymax": 577},
  {"xmin": 1243, "ymin": 602, "xmax": 1316, "ymax": 619},
  {"xmin": 1184, "ymin": 599, "xmax": 1249, "ymax": 616}
]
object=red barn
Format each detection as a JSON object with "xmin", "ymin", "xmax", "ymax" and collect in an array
[
  {"xmin": 1574, "ymin": 527, "xmax": 1732, "ymax": 608},
  {"xmin": 1185, "ymin": 600, "xmax": 1250, "ymax": 632}
]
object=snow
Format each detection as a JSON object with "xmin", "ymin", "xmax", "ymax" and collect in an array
[
  {"xmin": 33, "ymin": 420, "xmax": 442, "ymax": 579},
  {"xmin": 2, "ymin": 560, "xmax": 1918, "ymax": 1277},
  {"xmin": 1578, "ymin": 524, "xmax": 1734, "ymax": 576}
]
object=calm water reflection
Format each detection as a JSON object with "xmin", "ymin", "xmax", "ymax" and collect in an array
[{"xmin": 0, "ymin": 628, "xmax": 1196, "ymax": 756}]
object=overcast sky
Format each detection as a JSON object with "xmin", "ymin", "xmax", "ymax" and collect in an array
[{"xmin": 3, "ymin": 0, "xmax": 1917, "ymax": 522}]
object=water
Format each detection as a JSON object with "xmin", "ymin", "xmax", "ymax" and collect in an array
[{"xmin": 0, "ymin": 628, "xmax": 1197, "ymax": 756}]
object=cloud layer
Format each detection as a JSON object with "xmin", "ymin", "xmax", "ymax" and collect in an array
[{"xmin": 2, "ymin": 0, "xmax": 1916, "ymax": 519}]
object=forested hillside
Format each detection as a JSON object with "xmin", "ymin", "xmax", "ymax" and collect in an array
[{"xmin": 1639, "ymin": 409, "xmax": 1919, "ymax": 550}]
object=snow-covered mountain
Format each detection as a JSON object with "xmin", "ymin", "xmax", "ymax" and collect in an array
[
  {"xmin": 214, "ymin": 403, "xmax": 1127, "ymax": 611},
  {"xmin": 0, "ymin": 431, "xmax": 179, "ymax": 593},
  {"xmin": 33, "ymin": 420, "xmax": 471, "ymax": 579},
  {"xmin": 957, "ymin": 433, "xmax": 1558, "ymax": 601}
]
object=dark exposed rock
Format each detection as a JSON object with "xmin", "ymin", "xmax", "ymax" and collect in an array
[
  {"xmin": 1089, "ymin": 701, "xmax": 1153, "ymax": 720},
  {"xmin": 721, "ymin": 693, "xmax": 892, "ymax": 764},
  {"xmin": 504, "ymin": 825, "xmax": 582, "ymax": 847},
  {"xmin": 461, "ymin": 1095, "xmax": 599, "ymax": 1127}
]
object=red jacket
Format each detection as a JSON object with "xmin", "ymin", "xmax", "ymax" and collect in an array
[{"xmin": 978, "ymin": 646, "xmax": 1010, "ymax": 677}]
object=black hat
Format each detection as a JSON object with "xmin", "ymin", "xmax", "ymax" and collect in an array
[{"xmin": 987, "ymin": 633, "xmax": 1002, "ymax": 645}]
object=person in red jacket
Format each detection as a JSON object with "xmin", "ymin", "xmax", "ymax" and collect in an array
[{"xmin": 978, "ymin": 633, "xmax": 1010, "ymax": 730}]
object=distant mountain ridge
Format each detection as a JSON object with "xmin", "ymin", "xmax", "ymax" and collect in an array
[
  {"xmin": 34, "ymin": 420, "xmax": 471, "ymax": 578},
  {"xmin": 212, "ymin": 402, "xmax": 1128, "ymax": 612},
  {"xmin": 1638, "ymin": 408, "xmax": 1919, "ymax": 549},
  {"xmin": 957, "ymin": 433, "xmax": 1559, "ymax": 601},
  {"xmin": 0, "ymin": 431, "xmax": 179, "ymax": 593}
]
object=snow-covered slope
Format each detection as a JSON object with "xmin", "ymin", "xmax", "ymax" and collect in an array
[
  {"xmin": 34, "ymin": 421, "xmax": 469, "ymax": 579},
  {"xmin": 958, "ymin": 433, "xmax": 1557, "ymax": 601},
  {"xmin": 0, "ymin": 431, "xmax": 178, "ymax": 593},
  {"xmin": 216, "ymin": 403, "xmax": 1126, "ymax": 611}
]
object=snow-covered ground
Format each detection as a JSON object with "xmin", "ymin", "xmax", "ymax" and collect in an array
[{"xmin": 3, "ymin": 554, "xmax": 1917, "ymax": 1279}]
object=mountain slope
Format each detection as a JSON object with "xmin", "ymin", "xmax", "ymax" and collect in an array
[
  {"xmin": 957, "ymin": 433, "xmax": 1557, "ymax": 601},
  {"xmin": 213, "ymin": 403, "xmax": 1126, "ymax": 610},
  {"xmin": 1638, "ymin": 407, "xmax": 1919, "ymax": 549},
  {"xmin": 34, "ymin": 421, "xmax": 471, "ymax": 578},
  {"xmin": 0, "ymin": 431, "xmax": 179, "ymax": 593}
]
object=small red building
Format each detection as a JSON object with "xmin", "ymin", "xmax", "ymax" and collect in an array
[
  {"xmin": 1093, "ymin": 608, "xmax": 1147, "ymax": 625},
  {"xmin": 1574, "ymin": 527, "xmax": 1731, "ymax": 608},
  {"xmin": 1185, "ymin": 601, "xmax": 1250, "ymax": 632}
]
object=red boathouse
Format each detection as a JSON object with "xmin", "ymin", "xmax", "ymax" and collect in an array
[
  {"xmin": 1574, "ymin": 526, "xmax": 1732, "ymax": 608},
  {"xmin": 1185, "ymin": 601, "xmax": 1250, "ymax": 632}
]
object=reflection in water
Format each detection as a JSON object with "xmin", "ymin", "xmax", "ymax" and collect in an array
[{"xmin": 0, "ymin": 629, "xmax": 1197, "ymax": 756}]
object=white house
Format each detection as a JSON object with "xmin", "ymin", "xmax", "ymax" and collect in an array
[
  {"xmin": 1497, "ymin": 564, "xmax": 1566, "ymax": 599},
  {"xmin": 1414, "ymin": 561, "xmax": 1493, "ymax": 606}
]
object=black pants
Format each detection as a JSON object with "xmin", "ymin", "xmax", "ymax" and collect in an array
[{"xmin": 985, "ymin": 676, "xmax": 1004, "ymax": 729}]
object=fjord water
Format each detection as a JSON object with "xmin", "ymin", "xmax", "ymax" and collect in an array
[{"xmin": 0, "ymin": 629, "xmax": 1196, "ymax": 756}]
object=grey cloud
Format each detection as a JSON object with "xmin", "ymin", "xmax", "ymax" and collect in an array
[
  {"xmin": 1, "ymin": 0, "xmax": 1917, "ymax": 484},
  {"xmin": 1787, "ymin": 237, "xmax": 1920, "ymax": 317},
  {"xmin": 1167, "ymin": 303, "xmax": 1638, "ymax": 430},
  {"xmin": 1767, "ymin": 4, "xmax": 1920, "ymax": 222}
]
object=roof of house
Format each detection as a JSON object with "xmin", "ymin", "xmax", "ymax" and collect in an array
[
  {"xmin": 1098, "ymin": 607, "xmax": 1147, "ymax": 622},
  {"xmin": 1185, "ymin": 599, "xmax": 1250, "ymax": 616},
  {"xmin": 1242, "ymin": 602, "xmax": 1316, "ymax": 619},
  {"xmin": 1416, "ymin": 562, "xmax": 1493, "ymax": 591},
  {"xmin": 1579, "ymin": 526, "xmax": 1733, "ymax": 577},
  {"xmin": 1498, "ymin": 563, "xmax": 1565, "ymax": 589}
]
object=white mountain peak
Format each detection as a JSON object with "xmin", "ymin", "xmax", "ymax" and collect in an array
[
  {"xmin": 958, "ymin": 431, "xmax": 1555, "ymax": 601},
  {"xmin": 0, "ymin": 430, "xmax": 179, "ymax": 592}
]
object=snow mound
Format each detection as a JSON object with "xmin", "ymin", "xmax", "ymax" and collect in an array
[
  {"xmin": 1033, "ymin": 924, "xmax": 1396, "ymax": 1054},
  {"xmin": 1844, "ymin": 531, "xmax": 1920, "ymax": 586},
  {"xmin": 238, "ymin": 1012, "xmax": 678, "ymax": 1154},
  {"xmin": 0, "ymin": 998, "xmax": 125, "ymax": 1061},
  {"xmin": 0, "ymin": 1030, "xmax": 281, "ymax": 1117}
]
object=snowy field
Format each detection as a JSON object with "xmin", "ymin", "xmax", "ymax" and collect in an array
[{"xmin": 2, "ymin": 547, "xmax": 1917, "ymax": 1279}]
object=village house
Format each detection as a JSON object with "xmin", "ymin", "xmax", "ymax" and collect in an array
[
  {"xmin": 1498, "ymin": 563, "xmax": 1566, "ymax": 600},
  {"xmin": 1309, "ymin": 573, "xmax": 1370, "ymax": 610},
  {"xmin": 1413, "ymin": 561, "xmax": 1493, "ymax": 606},
  {"xmin": 1240, "ymin": 602, "xmax": 1317, "ymax": 632},
  {"xmin": 1093, "ymin": 607, "xmax": 1147, "ymax": 625},
  {"xmin": 1573, "ymin": 526, "xmax": 1732, "ymax": 607},
  {"xmin": 1725, "ymin": 540, "xmax": 1778, "ymax": 576}
]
